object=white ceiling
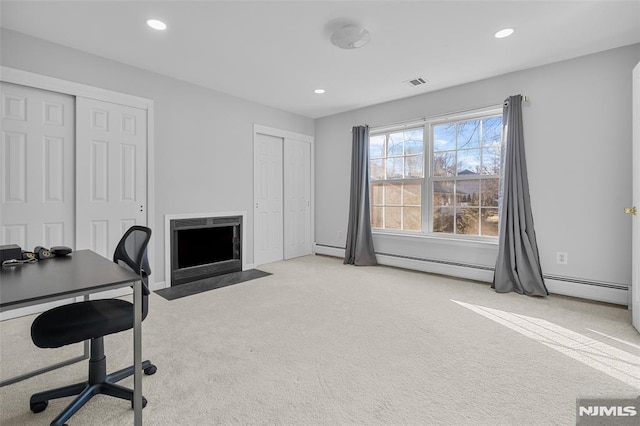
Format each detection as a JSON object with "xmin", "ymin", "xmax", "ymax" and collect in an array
[{"xmin": 2, "ymin": 1, "xmax": 639, "ymax": 119}]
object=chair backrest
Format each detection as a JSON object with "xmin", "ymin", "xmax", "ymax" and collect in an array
[{"xmin": 113, "ymin": 226, "xmax": 152, "ymax": 315}]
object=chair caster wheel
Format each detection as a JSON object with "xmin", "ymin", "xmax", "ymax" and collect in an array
[
  {"xmin": 131, "ymin": 396, "xmax": 148, "ymax": 409},
  {"xmin": 30, "ymin": 400, "xmax": 48, "ymax": 413},
  {"xmin": 144, "ymin": 365, "xmax": 157, "ymax": 375}
]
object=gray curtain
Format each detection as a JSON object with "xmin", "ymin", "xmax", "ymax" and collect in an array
[
  {"xmin": 344, "ymin": 126, "xmax": 377, "ymax": 266},
  {"xmin": 493, "ymin": 95, "xmax": 548, "ymax": 296}
]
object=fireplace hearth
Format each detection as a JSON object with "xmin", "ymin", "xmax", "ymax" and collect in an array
[{"xmin": 170, "ymin": 215, "xmax": 242, "ymax": 286}]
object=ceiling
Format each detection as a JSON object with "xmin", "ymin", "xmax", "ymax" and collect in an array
[{"xmin": 2, "ymin": 1, "xmax": 639, "ymax": 119}]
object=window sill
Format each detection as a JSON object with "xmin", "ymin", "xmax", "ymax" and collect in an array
[{"xmin": 372, "ymin": 230, "xmax": 498, "ymax": 248}]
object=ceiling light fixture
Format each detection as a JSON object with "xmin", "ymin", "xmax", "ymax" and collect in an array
[
  {"xmin": 314, "ymin": 89, "xmax": 326, "ymax": 94},
  {"xmin": 494, "ymin": 28, "xmax": 514, "ymax": 39},
  {"xmin": 147, "ymin": 19, "xmax": 167, "ymax": 31},
  {"xmin": 330, "ymin": 25, "xmax": 371, "ymax": 49}
]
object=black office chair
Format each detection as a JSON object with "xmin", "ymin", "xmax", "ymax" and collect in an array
[{"xmin": 29, "ymin": 226, "xmax": 157, "ymax": 426}]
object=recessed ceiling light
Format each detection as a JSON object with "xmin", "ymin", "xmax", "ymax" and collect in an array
[
  {"xmin": 494, "ymin": 28, "xmax": 514, "ymax": 39},
  {"xmin": 147, "ymin": 19, "xmax": 167, "ymax": 31},
  {"xmin": 314, "ymin": 89, "xmax": 326, "ymax": 94}
]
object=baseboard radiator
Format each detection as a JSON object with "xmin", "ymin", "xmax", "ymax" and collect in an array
[{"xmin": 314, "ymin": 243, "xmax": 629, "ymax": 306}]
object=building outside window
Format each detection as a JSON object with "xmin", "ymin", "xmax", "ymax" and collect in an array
[{"xmin": 369, "ymin": 108, "xmax": 503, "ymax": 238}]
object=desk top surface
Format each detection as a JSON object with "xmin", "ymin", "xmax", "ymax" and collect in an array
[{"xmin": 0, "ymin": 249, "xmax": 140, "ymax": 311}]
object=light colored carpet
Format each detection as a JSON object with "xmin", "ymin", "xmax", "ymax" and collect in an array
[{"xmin": 1, "ymin": 254, "xmax": 638, "ymax": 425}]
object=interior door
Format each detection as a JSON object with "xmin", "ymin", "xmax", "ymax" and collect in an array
[
  {"xmin": 0, "ymin": 82, "xmax": 75, "ymax": 249},
  {"xmin": 75, "ymin": 97, "xmax": 147, "ymax": 259},
  {"xmin": 253, "ymin": 133, "xmax": 284, "ymax": 265},
  {"xmin": 284, "ymin": 138, "xmax": 312, "ymax": 259},
  {"xmin": 632, "ymin": 62, "xmax": 639, "ymax": 333}
]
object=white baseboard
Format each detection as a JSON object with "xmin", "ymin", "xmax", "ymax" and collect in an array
[
  {"xmin": 544, "ymin": 278, "xmax": 629, "ymax": 306},
  {"xmin": 314, "ymin": 244, "xmax": 493, "ymax": 282},
  {"xmin": 313, "ymin": 243, "xmax": 629, "ymax": 306},
  {"xmin": 313, "ymin": 244, "xmax": 346, "ymax": 259},
  {"xmin": 376, "ymin": 253, "xmax": 495, "ymax": 283}
]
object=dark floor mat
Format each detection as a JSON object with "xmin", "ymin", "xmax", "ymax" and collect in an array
[{"xmin": 155, "ymin": 269, "xmax": 271, "ymax": 301}]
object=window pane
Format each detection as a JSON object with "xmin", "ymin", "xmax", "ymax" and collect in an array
[
  {"xmin": 482, "ymin": 117, "xmax": 502, "ymax": 147},
  {"xmin": 433, "ymin": 180, "xmax": 454, "ymax": 206},
  {"xmin": 384, "ymin": 206, "xmax": 402, "ymax": 229},
  {"xmin": 457, "ymin": 208, "xmax": 479, "ymax": 235},
  {"xmin": 386, "ymin": 157, "xmax": 403, "ymax": 179},
  {"xmin": 457, "ymin": 149, "xmax": 481, "ymax": 175},
  {"xmin": 481, "ymin": 178, "xmax": 499, "ymax": 207},
  {"xmin": 405, "ymin": 154, "xmax": 423, "ymax": 178},
  {"xmin": 403, "ymin": 207, "xmax": 421, "ymax": 231},
  {"xmin": 387, "ymin": 133, "xmax": 404, "ymax": 156},
  {"xmin": 457, "ymin": 180, "xmax": 479, "ymax": 206},
  {"xmin": 371, "ymin": 206, "xmax": 383, "ymax": 228},
  {"xmin": 481, "ymin": 147, "xmax": 501, "ymax": 175},
  {"xmin": 433, "ymin": 151, "xmax": 456, "ymax": 177},
  {"xmin": 405, "ymin": 129, "xmax": 424, "ymax": 155},
  {"xmin": 403, "ymin": 182, "xmax": 422, "ymax": 205},
  {"xmin": 370, "ymin": 159, "xmax": 385, "ymax": 180},
  {"xmin": 481, "ymin": 208, "xmax": 499, "ymax": 236},
  {"xmin": 370, "ymin": 134, "xmax": 385, "ymax": 159},
  {"xmin": 433, "ymin": 124, "xmax": 456, "ymax": 151},
  {"xmin": 370, "ymin": 183, "xmax": 383, "ymax": 205},
  {"xmin": 433, "ymin": 207, "xmax": 454, "ymax": 233},
  {"xmin": 457, "ymin": 120, "xmax": 481, "ymax": 149},
  {"xmin": 384, "ymin": 182, "xmax": 402, "ymax": 205}
]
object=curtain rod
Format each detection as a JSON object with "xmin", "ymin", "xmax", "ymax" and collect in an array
[{"xmin": 352, "ymin": 96, "xmax": 529, "ymax": 133}]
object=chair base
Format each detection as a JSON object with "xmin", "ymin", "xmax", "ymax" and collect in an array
[{"xmin": 30, "ymin": 360, "xmax": 156, "ymax": 426}]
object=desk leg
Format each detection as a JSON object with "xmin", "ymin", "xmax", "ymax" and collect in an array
[
  {"xmin": 84, "ymin": 295, "xmax": 90, "ymax": 359},
  {"xmin": 133, "ymin": 279, "xmax": 142, "ymax": 425}
]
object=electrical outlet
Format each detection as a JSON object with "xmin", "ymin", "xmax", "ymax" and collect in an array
[{"xmin": 557, "ymin": 252, "xmax": 568, "ymax": 265}]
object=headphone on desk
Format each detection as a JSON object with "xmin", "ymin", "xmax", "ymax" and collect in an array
[
  {"xmin": 34, "ymin": 246, "xmax": 54, "ymax": 260},
  {"xmin": 33, "ymin": 246, "xmax": 72, "ymax": 260}
]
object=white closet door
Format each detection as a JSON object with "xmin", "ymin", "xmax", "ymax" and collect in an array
[
  {"xmin": 0, "ymin": 82, "xmax": 75, "ymax": 249},
  {"xmin": 284, "ymin": 138, "xmax": 312, "ymax": 259},
  {"xmin": 254, "ymin": 133, "xmax": 284, "ymax": 265},
  {"xmin": 75, "ymin": 97, "xmax": 147, "ymax": 259}
]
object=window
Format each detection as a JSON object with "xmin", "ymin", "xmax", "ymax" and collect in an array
[
  {"xmin": 370, "ymin": 128, "xmax": 424, "ymax": 231},
  {"xmin": 369, "ymin": 109, "xmax": 503, "ymax": 238}
]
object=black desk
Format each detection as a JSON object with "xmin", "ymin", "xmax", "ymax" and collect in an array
[{"xmin": 0, "ymin": 249, "xmax": 145, "ymax": 425}]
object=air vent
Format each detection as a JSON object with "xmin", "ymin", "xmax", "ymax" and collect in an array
[{"xmin": 404, "ymin": 77, "xmax": 428, "ymax": 87}]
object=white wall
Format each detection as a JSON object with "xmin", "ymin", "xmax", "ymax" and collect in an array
[
  {"xmin": 0, "ymin": 29, "xmax": 315, "ymax": 284},
  {"xmin": 315, "ymin": 44, "xmax": 640, "ymax": 295}
]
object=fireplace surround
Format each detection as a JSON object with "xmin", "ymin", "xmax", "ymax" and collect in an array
[{"xmin": 165, "ymin": 212, "xmax": 247, "ymax": 287}]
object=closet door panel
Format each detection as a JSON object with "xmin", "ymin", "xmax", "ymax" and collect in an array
[
  {"xmin": 0, "ymin": 82, "xmax": 74, "ymax": 250},
  {"xmin": 283, "ymin": 138, "xmax": 311, "ymax": 260},
  {"xmin": 75, "ymin": 97, "xmax": 147, "ymax": 259}
]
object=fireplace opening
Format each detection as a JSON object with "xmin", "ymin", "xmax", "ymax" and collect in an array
[
  {"xmin": 170, "ymin": 216, "xmax": 242, "ymax": 286},
  {"xmin": 177, "ymin": 227, "xmax": 233, "ymax": 269}
]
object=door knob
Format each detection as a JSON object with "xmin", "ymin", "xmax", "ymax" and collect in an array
[{"xmin": 624, "ymin": 206, "xmax": 637, "ymax": 215}]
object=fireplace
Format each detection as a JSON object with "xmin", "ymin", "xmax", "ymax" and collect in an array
[{"xmin": 170, "ymin": 215, "xmax": 242, "ymax": 286}]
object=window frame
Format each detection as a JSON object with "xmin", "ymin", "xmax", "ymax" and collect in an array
[
  {"xmin": 369, "ymin": 106, "xmax": 503, "ymax": 242},
  {"xmin": 369, "ymin": 127, "xmax": 425, "ymax": 233}
]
